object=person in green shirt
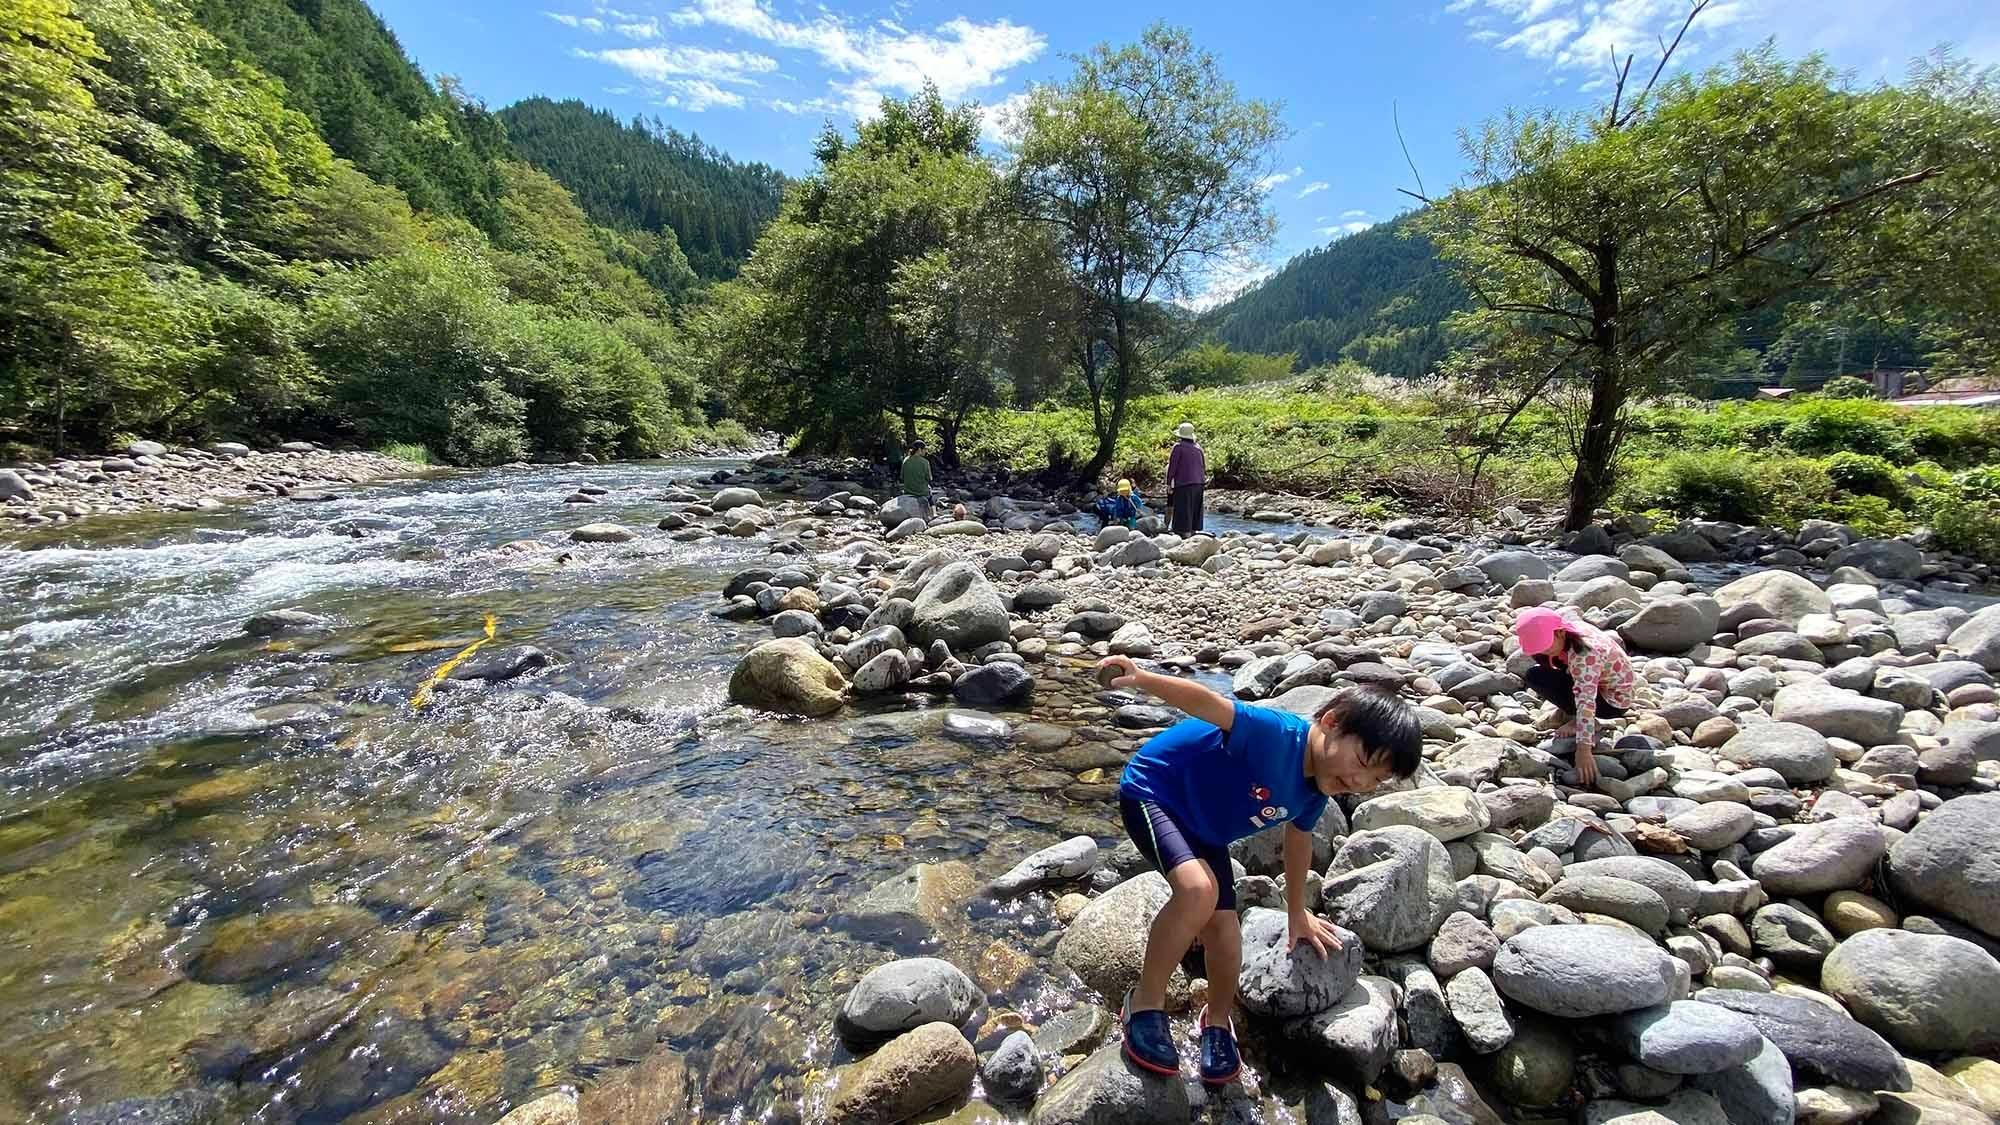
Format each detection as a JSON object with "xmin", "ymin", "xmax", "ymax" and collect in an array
[{"xmin": 901, "ymin": 439, "xmax": 934, "ymax": 516}]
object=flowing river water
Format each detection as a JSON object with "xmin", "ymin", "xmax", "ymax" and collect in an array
[{"xmin": 0, "ymin": 460, "xmax": 1123, "ymax": 1124}]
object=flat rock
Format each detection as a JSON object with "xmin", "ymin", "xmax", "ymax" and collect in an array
[
  {"xmin": 1888, "ymin": 793, "xmax": 2000, "ymax": 939},
  {"xmin": 1693, "ymin": 987, "xmax": 1910, "ymax": 1092},
  {"xmin": 1820, "ymin": 928, "xmax": 2000, "ymax": 1054},
  {"xmin": 1747, "ymin": 817, "xmax": 1885, "ymax": 897},
  {"xmin": 1492, "ymin": 924, "xmax": 1680, "ymax": 1018},
  {"xmin": 1236, "ymin": 907, "xmax": 1363, "ymax": 1019}
]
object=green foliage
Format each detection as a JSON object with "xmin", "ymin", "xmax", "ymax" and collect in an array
[
  {"xmin": 1817, "ymin": 375, "xmax": 1878, "ymax": 399},
  {"xmin": 497, "ymin": 97, "xmax": 786, "ymax": 281},
  {"xmin": 2, "ymin": 0, "xmax": 720, "ymax": 461},
  {"xmin": 376, "ymin": 441, "xmax": 433, "ymax": 464},
  {"xmin": 1159, "ymin": 341, "xmax": 1296, "ymax": 388},
  {"xmin": 1822, "ymin": 451, "xmax": 1905, "ymax": 499},
  {"xmin": 1776, "ymin": 399, "xmax": 1915, "ymax": 459}
]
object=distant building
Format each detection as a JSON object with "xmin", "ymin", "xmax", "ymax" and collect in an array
[
  {"xmin": 1757, "ymin": 387, "xmax": 1799, "ymax": 400},
  {"xmin": 1890, "ymin": 389, "xmax": 2000, "ymax": 408}
]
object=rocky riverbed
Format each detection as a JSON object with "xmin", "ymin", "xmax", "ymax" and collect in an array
[
  {"xmin": 0, "ymin": 441, "xmax": 418, "ymax": 527},
  {"xmin": 489, "ymin": 454, "xmax": 2000, "ymax": 1124}
]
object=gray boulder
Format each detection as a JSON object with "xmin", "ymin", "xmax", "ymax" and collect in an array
[
  {"xmin": 1821, "ymin": 928, "xmax": 2000, "ymax": 1054},
  {"xmin": 853, "ymin": 652, "xmax": 913, "ymax": 695},
  {"xmin": 1717, "ymin": 723, "xmax": 1835, "ymax": 785},
  {"xmin": 1492, "ymin": 924, "xmax": 1680, "ymax": 1018},
  {"xmin": 1320, "ymin": 827, "xmax": 1457, "ymax": 953},
  {"xmin": 1889, "ymin": 793, "xmax": 2000, "ymax": 939},
  {"xmin": 1748, "ymin": 817, "xmax": 1885, "ymax": 897},
  {"xmin": 0, "ymin": 469, "xmax": 33, "ymax": 501},
  {"xmin": 712, "ymin": 486, "xmax": 762, "ymax": 511},
  {"xmin": 1692, "ymin": 988, "xmax": 1909, "ymax": 1092},
  {"xmin": 1444, "ymin": 966, "xmax": 1516, "ymax": 1053},
  {"xmin": 1772, "ymin": 682, "xmax": 1904, "ymax": 747},
  {"xmin": 1825, "ymin": 538, "xmax": 1923, "ymax": 580},
  {"xmin": 1236, "ymin": 908, "xmax": 1363, "ymax": 1019},
  {"xmin": 1947, "ymin": 605, "xmax": 2000, "ymax": 671},
  {"xmin": 835, "ymin": 958, "xmax": 982, "ymax": 1040},
  {"xmin": 1476, "ymin": 550, "xmax": 1551, "ymax": 587},
  {"xmin": 1613, "ymin": 1001, "xmax": 1763, "ymax": 1075},
  {"xmin": 879, "ymin": 494, "xmax": 927, "ymax": 528},
  {"xmin": 1099, "ymin": 537, "xmax": 1163, "ymax": 568},
  {"xmin": 1428, "ymin": 912, "xmax": 1501, "ymax": 978},
  {"xmin": 569, "ymin": 522, "xmax": 636, "ymax": 543},
  {"xmin": 1619, "ymin": 596, "xmax": 1721, "ymax": 653},
  {"xmin": 1027, "ymin": 1039, "xmax": 1187, "ymax": 1125},
  {"xmin": 952, "ymin": 663, "xmax": 1034, "ymax": 708},
  {"xmin": 910, "ymin": 562, "xmax": 1010, "ymax": 650},
  {"xmin": 1561, "ymin": 856, "xmax": 1699, "ymax": 922},
  {"xmin": 1055, "ymin": 874, "xmax": 1186, "ymax": 1005},
  {"xmin": 1349, "ymin": 788, "xmax": 1491, "ymax": 842},
  {"xmin": 981, "ymin": 1030, "xmax": 1044, "ymax": 1104},
  {"xmin": 1282, "ymin": 977, "xmax": 1400, "ymax": 1086},
  {"xmin": 1689, "ymin": 1037, "xmax": 1793, "ymax": 1125},
  {"xmin": 1715, "ymin": 570, "xmax": 1831, "ymax": 625}
]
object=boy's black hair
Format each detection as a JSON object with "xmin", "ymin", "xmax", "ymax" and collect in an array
[{"xmin": 1315, "ymin": 686, "xmax": 1423, "ymax": 778}]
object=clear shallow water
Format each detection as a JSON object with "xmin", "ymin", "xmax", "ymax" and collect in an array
[{"xmin": 0, "ymin": 462, "xmax": 1102, "ymax": 1123}]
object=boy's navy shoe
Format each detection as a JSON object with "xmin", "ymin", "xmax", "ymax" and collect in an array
[
  {"xmin": 1120, "ymin": 990, "xmax": 1180, "ymax": 1077},
  {"xmin": 1196, "ymin": 1006, "xmax": 1241, "ymax": 1086}
]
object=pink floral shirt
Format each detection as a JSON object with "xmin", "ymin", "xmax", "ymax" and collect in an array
[{"xmin": 1557, "ymin": 613, "xmax": 1637, "ymax": 748}]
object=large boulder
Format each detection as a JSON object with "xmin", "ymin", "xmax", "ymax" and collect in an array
[
  {"xmin": 835, "ymin": 959, "xmax": 982, "ymax": 1041},
  {"xmin": 1282, "ymin": 977, "xmax": 1401, "ymax": 1086},
  {"xmin": 1820, "ymin": 929, "xmax": 2000, "ymax": 1054},
  {"xmin": 910, "ymin": 562, "xmax": 1010, "ymax": 650},
  {"xmin": 1888, "ymin": 788, "xmax": 2000, "ymax": 936},
  {"xmin": 1747, "ymin": 817, "xmax": 1885, "ymax": 897},
  {"xmin": 1476, "ymin": 550, "xmax": 1552, "ymax": 587},
  {"xmin": 1055, "ymin": 874, "xmax": 1187, "ymax": 1005},
  {"xmin": 712, "ymin": 486, "xmax": 763, "ymax": 511},
  {"xmin": 826, "ymin": 1022, "xmax": 977, "ymax": 1125},
  {"xmin": 1772, "ymin": 682, "xmax": 1904, "ymax": 747},
  {"xmin": 1693, "ymin": 988, "xmax": 1910, "ymax": 1092},
  {"xmin": 1561, "ymin": 856, "xmax": 1700, "ymax": 922},
  {"xmin": 1491, "ymin": 924, "xmax": 1680, "ymax": 1018},
  {"xmin": 0, "ymin": 469, "xmax": 33, "ymax": 501},
  {"xmin": 952, "ymin": 664, "xmax": 1035, "ymax": 708},
  {"xmin": 1717, "ymin": 723, "xmax": 1835, "ymax": 785},
  {"xmin": 837, "ymin": 862, "xmax": 977, "ymax": 942},
  {"xmin": 1825, "ymin": 538, "xmax": 1923, "ymax": 581},
  {"xmin": 1947, "ymin": 605, "xmax": 2000, "ymax": 671},
  {"xmin": 879, "ymin": 494, "xmax": 928, "ymax": 528},
  {"xmin": 1349, "ymin": 788, "xmax": 1491, "ymax": 842},
  {"xmin": 1236, "ymin": 908, "xmax": 1363, "ymax": 1019},
  {"xmin": 727, "ymin": 638, "xmax": 847, "ymax": 716},
  {"xmin": 569, "ymin": 522, "xmax": 636, "ymax": 543},
  {"xmin": 1716, "ymin": 570, "xmax": 1831, "ymax": 626},
  {"xmin": 1612, "ymin": 1001, "xmax": 1764, "ymax": 1075},
  {"xmin": 1619, "ymin": 596, "xmax": 1721, "ymax": 653},
  {"xmin": 1028, "ymin": 1039, "xmax": 1187, "ymax": 1125},
  {"xmin": 1099, "ymin": 537, "xmax": 1163, "ymax": 568},
  {"xmin": 1320, "ymin": 827, "xmax": 1457, "ymax": 953},
  {"xmin": 1887, "ymin": 794, "xmax": 2000, "ymax": 939},
  {"xmin": 1690, "ymin": 1037, "xmax": 1794, "ymax": 1125}
]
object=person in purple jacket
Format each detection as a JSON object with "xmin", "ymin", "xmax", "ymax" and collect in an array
[{"xmin": 1166, "ymin": 422, "xmax": 1206, "ymax": 536}]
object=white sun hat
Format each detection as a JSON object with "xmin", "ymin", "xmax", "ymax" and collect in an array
[{"xmin": 1175, "ymin": 422, "xmax": 1196, "ymax": 440}]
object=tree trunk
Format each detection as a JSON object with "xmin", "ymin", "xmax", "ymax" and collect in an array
[
  {"xmin": 1078, "ymin": 307, "xmax": 1135, "ymax": 487},
  {"xmin": 54, "ymin": 369, "xmax": 66, "ymax": 458},
  {"xmin": 1565, "ymin": 248, "xmax": 1625, "ymax": 531}
]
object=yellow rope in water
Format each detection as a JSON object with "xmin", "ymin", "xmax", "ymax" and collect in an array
[{"xmin": 410, "ymin": 614, "xmax": 498, "ymax": 709}]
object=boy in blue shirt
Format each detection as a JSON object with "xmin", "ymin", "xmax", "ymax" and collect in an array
[{"xmin": 1096, "ymin": 655, "xmax": 1423, "ymax": 1086}]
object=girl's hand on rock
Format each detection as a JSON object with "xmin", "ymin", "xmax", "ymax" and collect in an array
[
  {"xmin": 1288, "ymin": 910, "xmax": 1343, "ymax": 958},
  {"xmin": 1575, "ymin": 748, "xmax": 1599, "ymax": 787},
  {"xmin": 1096, "ymin": 655, "xmax": 1139, "ymax": 688}
]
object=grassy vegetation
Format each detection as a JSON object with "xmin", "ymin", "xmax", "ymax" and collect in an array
[
  {"xmin": 960, "ymin": 379, "xmax": 2000, "ymax": 558},
  {"xmin": 376, "ymin": 442, "xmax": 436, "ymax": 465}
]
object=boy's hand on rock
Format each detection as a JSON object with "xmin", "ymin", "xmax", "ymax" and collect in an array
[
  {"xmin": 1096, "ymin": 655, "xmax": 1139, "ymax": 689},
  {"xmin": 1288, "ymin": 910, "xmax": 1343, "ymax": 958}
]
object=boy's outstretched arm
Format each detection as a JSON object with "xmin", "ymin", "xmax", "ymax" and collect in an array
[
  {"xmin": 1096, "ymin": 655, "xmax": 1234, "ymax": 732},
  {"xmin": 1284, "ymin": 823, "xmax": 1344, "ymax": 956}
]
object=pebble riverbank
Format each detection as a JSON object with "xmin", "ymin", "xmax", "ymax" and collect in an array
[
  {"xmin": 458, "ymin": 453, "xmax": 2000, "ymax": 1125},
  {"xmin": 0, "ymin": 441, "xmax": 417, "ymax": 527}
]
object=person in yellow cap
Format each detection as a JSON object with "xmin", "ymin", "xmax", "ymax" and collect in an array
[{"xmin": 1094, "ymin": 478, "xmax": 1148, "ymax": 529}]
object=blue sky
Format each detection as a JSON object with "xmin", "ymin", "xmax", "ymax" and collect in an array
[{"xmin": 373, "ymin": 0, "xmax": 2000, "ymax": 305}]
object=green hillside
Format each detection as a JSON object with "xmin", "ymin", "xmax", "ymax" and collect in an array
[
  {"xmin": 1211, "ymin": 212, "xmax": 1467, "ymax": 377},
  {"xmin": 498, "ymin": 97, "xmax": 788, "ymax": 281}
]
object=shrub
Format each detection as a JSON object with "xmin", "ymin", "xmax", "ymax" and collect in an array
[
  {"xmin": 1823, "ymin": 495, "xmax": 1912, "ymax": 539},
  {"xmin": 1622, "ymin": 452, "xmax": 1832, "ymax": 528},
  {"xmin": 377, "ymin": 442, "xmax": 434, "ymax": 464},
  {"xmin": 1776, "ymin": 400, "xmax": 1913, "ymax": 460},
  {"xmin": 1822, "ymin": 452, "xmax": 1905, "ymax": 500},
  {"xmin": 1818, "ymin": 375, "xmax": 1877, "ymax": 400},
  {"xmin": 707, "ymin": 419, "xmax": 753, "ymax": 450}
]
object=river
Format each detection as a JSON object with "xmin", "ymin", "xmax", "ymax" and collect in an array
[{"xmin": 0, "ymin": 460, "xmax": 1097, "ymax": 1123}]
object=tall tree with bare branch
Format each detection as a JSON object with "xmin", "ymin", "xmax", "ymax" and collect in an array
[{"xmin": 1413, "ymin": 2, "xmax": 2000, "ymax": 530}]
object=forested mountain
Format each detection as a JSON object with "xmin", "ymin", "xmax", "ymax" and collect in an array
[
  {"xmin": 2, "ymin": 0, "xmax": 710, "ymax": 463},
  {"xmin": 1212, "ymin": 213, "xmax": 1467, "ymax": 377},
  {"xmin": 190, "ymin": 0, "xmax": 510, "ymax": 232},
  {"xmin": 499, "ymin": 98, "xmax": 787, "ymax": 280}
]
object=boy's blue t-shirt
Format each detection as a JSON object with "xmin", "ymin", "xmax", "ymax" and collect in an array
[{"xmin": 1119, "ymin": 702, "xmax": 1329, "ymax": 846}]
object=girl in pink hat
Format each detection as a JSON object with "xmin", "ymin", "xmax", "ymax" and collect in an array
[{"xmin": 1512, "ymin": 606, "xmax": 1638, "ymax": 787}]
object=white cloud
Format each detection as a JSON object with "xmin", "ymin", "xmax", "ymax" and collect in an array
[
  {"xmin": 1315, "ymin": 221, "xmax": 1376, "ymax": 237},
  {"xmin": 544, "ymin": 11, "xmax": 583, "ymax": 27},
  {"xmin": 1180, "ymin": 249, "xmax": 1275, "ymax": 312},
  {"xmin": 615, "ymin": 19, "xmax": 661, "ymax": 39},
  {"xmin": 665, "ymin": 0, "xmax": 1045, "ymax": 104},
  {"xmin": 980, "ymin": 91, "xmax": 1033, "ymax": 146},
  {"xmin": 658, "ymin": 78, "xmax": 746, "ymax": 111},
  {"xmin": 1342, "ymin": 208, "xmax": 1371, "ymax": 218},
  {"xmin": 1296, "ymin": 181, "xmax": 1330, "ymax": 198},
  {"xmin": 1257, "ymin": 165, "xmax": 1304, "ymax": 192},
  {"xmin": 581, "ymin": 44, "xmax": 779, "ymax": 85},
  {"xmin": 1448, "ymin": 0, "xmax": 1772, "ymax": 78}
]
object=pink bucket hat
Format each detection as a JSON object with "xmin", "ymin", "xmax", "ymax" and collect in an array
[{"xmin": 1514, "ymin": 606, "xmax": 1567, "ymax": 656}]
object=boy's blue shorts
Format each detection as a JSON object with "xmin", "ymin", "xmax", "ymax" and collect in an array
[{"xmin": 1120, "ymin": 795, "xmax": 1237, "ymax": 912}]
